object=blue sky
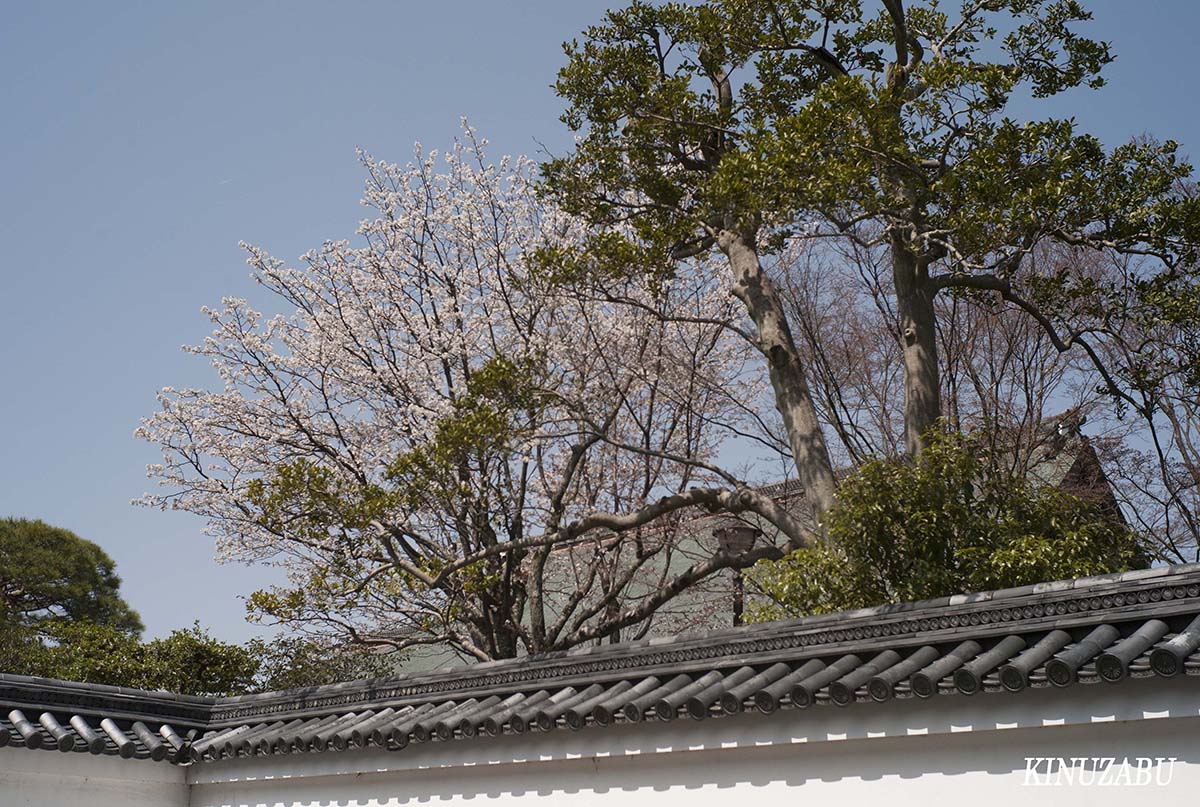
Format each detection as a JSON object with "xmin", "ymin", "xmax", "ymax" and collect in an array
[{"xmin": 1, "ymin": 1, "xmax": 1197, "ymax": 644}]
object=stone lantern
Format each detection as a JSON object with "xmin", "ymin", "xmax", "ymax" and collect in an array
[{"xmin": 713, "ymin": 525, "xmax": 760, "ymax": 626}]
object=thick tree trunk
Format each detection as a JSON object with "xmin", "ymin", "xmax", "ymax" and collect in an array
[
  {"xmin": 892, "ymin": 243, "xmax": 940, "ymax": 456},
  {"xmin": 720, "ymin": 231, "xmax": 839, "ymax": 524}
]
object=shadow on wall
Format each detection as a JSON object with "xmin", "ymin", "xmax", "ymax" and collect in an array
[{"xmin": 187, "ymin": 708, "xmax": 1200, "ymax": 806}]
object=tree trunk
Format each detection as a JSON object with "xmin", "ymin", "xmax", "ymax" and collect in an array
[
  {"xmin": 892, "ymin": 242, "xmax": 940, "ymax": 456},
  {"xmin": 720, "ymin": 231, "xmax": 839, "ymax": 524}
]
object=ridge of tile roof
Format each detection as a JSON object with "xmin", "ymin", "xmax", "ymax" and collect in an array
[{"xmin": 3, "ymin": 563, "xmax": 1200, "ymax": 765}]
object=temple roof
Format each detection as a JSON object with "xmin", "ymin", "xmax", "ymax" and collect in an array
[{"xmin": 3, "ymin": 564, "xmax": 1200, "ymax": 765}]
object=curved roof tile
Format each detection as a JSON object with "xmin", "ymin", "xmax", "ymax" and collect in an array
[{"xmin": 3, "ymin": 564, "xmax": 1200, "ymax": 764}]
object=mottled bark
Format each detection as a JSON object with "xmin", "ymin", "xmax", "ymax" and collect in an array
[
  {"xmin": 720, "ymin": 231, "xmax": 838, "ymax": 524},
  {"xmin": 892, "ymin": 242, "xmax": 940, "ymax": 455}
]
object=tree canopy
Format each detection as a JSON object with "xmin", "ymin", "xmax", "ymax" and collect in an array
[
  {"xmin": 139, "ymin": 133, "xmax": 816, "ymax": 662},
  {"xmin": 246, "ymin": 635, "xmax": 396, "ymax": 693},
  {"xmin": 0, "ymin": 619, "xmax": 387, "ymax": 697},
  {"xmin": 0, "ymin": 517, "xmax": 386, "ymax": 693},
  {"xmin": 545, "ymin": 0, "xmax": 1200, "ymax": 531},
  {"xmin": 14, "ymin": 622, "xmax": 259, "ymax": 697},
  {"xmin": 136, "ymin": 1, "xmax": 1200, "ymax": 663},
  {"xmin": 0, "ymin": 518, "xmax": 143, "ymax": 635},
  {"xmin": 751, "ymin": 431, "xmax": 1141, "ymax": 619}
]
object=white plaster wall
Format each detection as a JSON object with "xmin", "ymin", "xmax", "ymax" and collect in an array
[
  {"xmin": 0, "ymin": 746, "xmax": 187, "ymax": 807},
  {"xmin": 4, "ymin": 676, "xmax": 1197, "ymax": 807},
  {"xmin": 190, "ymin": 724, "xmax": 1194, "ymax": 807},
  {"xmin": 188, "ymin": 676, "xmax": 1200, "ymax": 807}
]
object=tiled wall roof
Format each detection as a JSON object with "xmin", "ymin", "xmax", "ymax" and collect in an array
[{"xmin": 3, "ymin": 565, "xmax": 1200, "ymax": 765}]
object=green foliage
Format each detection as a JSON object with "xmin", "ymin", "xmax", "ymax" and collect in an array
[
  {"xmin": 0, "ymin": 518, "xmax": 395, "ymax": 693},
  {"xmin": 550, "ymin": 0, "xmax": 1197, "ymax": 604},
  {"xmin": 0, "ymin": 518, "xmax": 143, "ymax": 635},
  {"xmin": 13, "ymin": 621, "xmax": 259, "ymax": 696},
  {"xmin": 387, "ymin": 355, "xmax": 543, "ymax": 493},
  {"xmin": 750, "ymin": 432, "xmax": 1141, "ymax": 620},
  {"xmin": 244, "ymin": 356, "xmax": 540, "ymax": 538},
  {"xmin": 246, "ymin": 635, "xmax": 397, "ymax": 692},
  {"xmin": 143, "ymin": 624, "xmax": 262, "ymax": 696},
  {"xmin": 246, "ymin": 459, "xmax": 391, "ymax": 538},
  {"xmin": 2, "ymin": 620, "xmax": 393, "ymax": 695},
  {"xmin": 546, "ymin": 1, "xmax": 1200, "ymax": 291},
  {"xmin": 1136, "ymin": 271, "xmax": 1200, "ymax": 391},
  {"xmin": 0, "ymin": 621, "xmax": 44, "ymax": 676},
  {"xmin": 241, "ymin": 355, "xmax": 545, "ymax": 628}
]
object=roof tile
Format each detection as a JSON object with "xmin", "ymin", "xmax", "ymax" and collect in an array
[{"xmin": 6, "ymin": 565, "xmax": 1200, "ymax": 764}]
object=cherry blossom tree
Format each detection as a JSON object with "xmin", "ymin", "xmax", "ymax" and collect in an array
[{"xmin": 138, "ymin": 131, "xmax": 814, "ymax": 661}]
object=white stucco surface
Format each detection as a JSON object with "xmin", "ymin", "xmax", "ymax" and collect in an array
[
  {"xmin": 0, "ymin": 746, "xmax": 187, "ymax": 807},
  {"xmin": 188, "ymin": 726, "xmax": 1192, "ymax": 807},
  {"xmin": 4, "ymin": 676, "xmax": 1198, "ymax": 806},
  {"xmin": 186, "ymin": 675, "xmax": 1200, "ymax": 807}
]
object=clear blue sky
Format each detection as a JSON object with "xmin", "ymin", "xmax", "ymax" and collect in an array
[{"xmin": 1, "ymin": 1, "xmax": 1196, "ymax": 644}]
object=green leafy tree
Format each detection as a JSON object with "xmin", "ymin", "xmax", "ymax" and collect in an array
[
  {"xmin": 547, "ymin": 0, "xmax": 1200, "ymax": 530},
  {"xmin": 248, "ymin": 635, "xmax": 397, "ymax": 692},
  {"xmin": 750, "ymin": 431, "xmax": 1140, "ymax": 619},
  {"xmin": 0, "ymin": 518, "xmax": 142, "ymax": 635},
  {"xmin": 28, "ymin": 622, "xmax": 258, "ymax": 697},
  {"xmin": 0, "ymin": 621, "xmax": 45, "ymax": 676},
  {"xmin": 142, "ymin": 624, "xmax": 261, "ymax": 696},
  {"xmin": 6, "ymin": 622, "xmax": 395, "ymax": 695},
  {"xmin": 0, "ymin": 518, "xmax": 390, "ymax": 692}
]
